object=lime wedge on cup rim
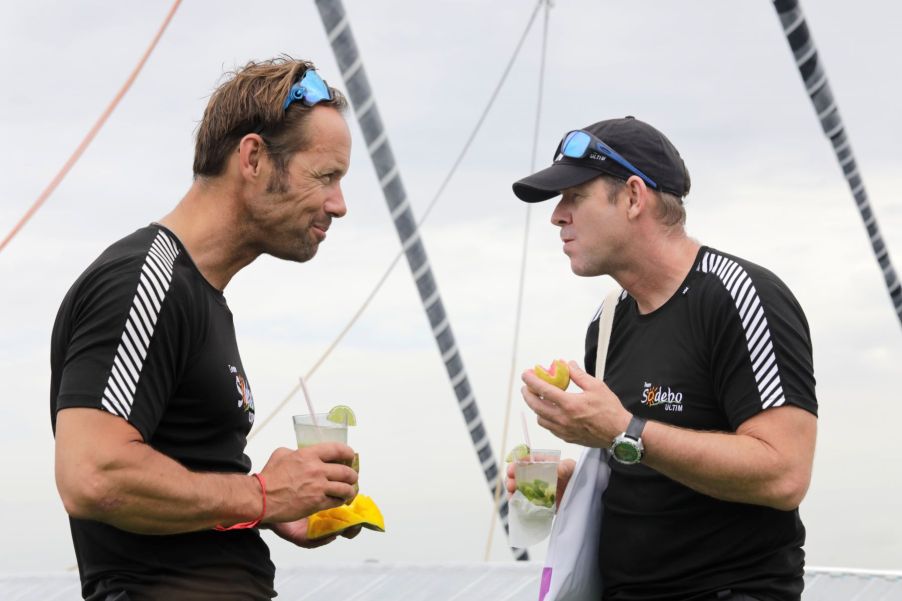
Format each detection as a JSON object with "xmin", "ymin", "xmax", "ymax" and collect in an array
[
  {"xmin": 505, "ymin": 443, "xmax": 530, "ymax": 462},
  {"xmin": 326, "ymin": 405, "xmax": 357, "ymax": 426}
]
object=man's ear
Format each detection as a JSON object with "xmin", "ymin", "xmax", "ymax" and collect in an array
[
  {"xmin": 625, "ymin": 176, "xmax": 648, "ymax": 220},
  {"xmin": 236, "ymin": 133, "xmax": 265, "ymax": 181}
]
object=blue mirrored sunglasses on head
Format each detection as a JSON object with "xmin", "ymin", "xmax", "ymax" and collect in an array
[
  {"xmin": 283, "ymin": 69, "xmax": 333, "ymax": 111},
  {"xmin": 558, "ymin": 130, "xmax": 658, "ymax": 189}
]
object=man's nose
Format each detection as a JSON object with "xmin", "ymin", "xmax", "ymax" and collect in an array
[
  {"xmin": 550, "ymin": 198, "xmax": 569, "ymax": 226},
  {"xmin": 327, "ymin": 186, "xmax": 348, "ymax": 218}
]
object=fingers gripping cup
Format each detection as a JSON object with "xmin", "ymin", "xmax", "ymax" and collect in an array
[
  {"xmin": 291, "ymin": 403, "xmax": 385, "ymax": 542},
  {"xmin": 293, "ymin": 406, "xmax": 360, "ymax": 495},
  {"xmin": 508, "ymin": 448, "xmax": 560, "ymax": 548}
]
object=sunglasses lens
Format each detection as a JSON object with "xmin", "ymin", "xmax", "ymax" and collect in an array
[
  {"xmin": 284, "ymin": 70, "xmax": 333, "ymax": 110},
  {"xmin": 561, "ymin": 131, "xmax": 590, "ymax": 158},
  {"xmin": 300, "ymin": 70, "xmax": 332, "ymax": 104}
]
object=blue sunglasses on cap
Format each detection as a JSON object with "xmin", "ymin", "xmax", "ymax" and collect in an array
[
  {"xmin": 282, "ymin": 69, "xmax": 333, "ymax": 111},
  {"xmin": 557, "ymin": 130, "xmax": 658, "ymax": 189}
]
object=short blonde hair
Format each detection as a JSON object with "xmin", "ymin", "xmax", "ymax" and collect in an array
[
  {"xmin": 602, "ymin": 175, "xmax": 686, "ymax": 227},
  {"xmin": 654, "ymin": 192, "xmax": 686, "ymax": 227}
]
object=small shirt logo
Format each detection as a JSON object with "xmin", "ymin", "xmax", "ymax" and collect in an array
[
  {"xmin": 229, "ymin": 364, "xmax": 256, "ymax": 423},
  {"xmin": 641, "ymin": 382, "xmax": 684, "ymax": 412}
]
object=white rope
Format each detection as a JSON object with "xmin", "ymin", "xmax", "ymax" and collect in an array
[
  {"xmin": 484, "ymin": 0, "xmax": 552, "ymax": 560},
  {"xmin": 250, "ymin": 0, "xmax": 547, "ymax": 441}
]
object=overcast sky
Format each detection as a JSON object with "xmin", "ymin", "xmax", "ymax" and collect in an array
[{"xmin": 1, "ymin": 0, "xmax": 901, "ymax": 575}]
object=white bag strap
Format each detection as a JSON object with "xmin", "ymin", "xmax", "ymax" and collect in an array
[
  {"xmin": 541, "ymin": 289, "xmax": 621, "ymax": 601},
  {"xmin": 595, "ymin": 288, "xmax": 622, "ymax": 379}
]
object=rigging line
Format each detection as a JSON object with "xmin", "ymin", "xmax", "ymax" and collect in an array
[
  {"xmin": 416, "ymin": 0, "xmax": 544, "ymax": 227},
  {"xmin": 771, "ymin": 0, "xmax": 902, "ymax": 328},
  {"xmin": 250, "ymin": 249, "xmax": 405, "ymax": 439},
  {"xmin": 484, "ymin": 0, "xmax": 552, "ymax": 561},
  {"xmin": 0, "ymin": 0, "xmax": 183, "ymax": 257},
  {"xmin": 249, "ymin": 0, "xmax": 545, "ymax": 441}
]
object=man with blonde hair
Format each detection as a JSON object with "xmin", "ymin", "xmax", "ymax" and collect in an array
[
  {"xmin": 51, "ymin": 57, "xmax": 356, "ymax": 600},
  {"xmin": 512, "ymin": 116, "xmax": 818, "ymax": 600}
]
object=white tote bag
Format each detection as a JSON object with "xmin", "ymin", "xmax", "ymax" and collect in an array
[{"xmin": 539, "ymin": 288, "xmax": 620, "ymax": 601}]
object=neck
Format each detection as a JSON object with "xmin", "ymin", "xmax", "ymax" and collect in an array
[
  {"xmin": 613, "ymin": 230, "xmax": 700, "ymax": 314},
  {"xmin": 157, "ymin": 178, "xmax": 259, "ymax": 291}
]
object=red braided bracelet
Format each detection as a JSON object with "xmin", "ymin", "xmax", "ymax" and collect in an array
[{"xmin": 214, "ymin": 473, "xmax": 266, "ymax": 531}]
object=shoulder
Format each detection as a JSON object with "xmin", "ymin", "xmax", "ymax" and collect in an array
[
  {"xmin": 78, "ymin": 227, "xmax": 181, "ymax": 286},
  {"xmin": 64, "ymin": 227, "xmax": 196, "ymax": 323},
  {"xmin": 692, "ymin": 247, "xmax": 806, "ymax": 322},
  {"xmin": 695, "ymin": 248, "xmax": 795, "ymax": 292},
  {"xmin": 694, "ymin": 247, "xmax": 817, "ymax": 419}
]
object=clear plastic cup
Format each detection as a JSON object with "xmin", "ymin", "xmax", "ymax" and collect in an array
[
  {"xmin": 292, "ymin": 413, "xmax": 359, "ymax": 498},
  {"xmin": 292, "ymin": 413, "xmax": 348, "ymax": 448},
  {"xmin": 508, "ymin": 448, "xmax": 560, "ymax": 548},
  {"xmin": 513, "ymin": 449, "xmax": 560, "ymax": 509}
]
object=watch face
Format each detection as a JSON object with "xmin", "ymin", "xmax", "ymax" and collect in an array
[{"xmin": 613, "ymin": 442, "xmax": 640, "ymax": 463}]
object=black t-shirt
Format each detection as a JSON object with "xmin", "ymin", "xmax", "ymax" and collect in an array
[
  {"xmin": 585, "ymin": 247, "xmax": 817, "ymax": 601},
  {"xmin": 50, "ymin": 225, "xmax": 275, "ymax": 601}
]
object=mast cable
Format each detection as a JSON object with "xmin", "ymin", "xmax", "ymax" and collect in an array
[
  {"xmin": 770, "ymin": 0, "xmax": 902, "ymax": 328},
  {"xmin": 483, "ymin": 0, "xmax": 552, "ymax": 561}
]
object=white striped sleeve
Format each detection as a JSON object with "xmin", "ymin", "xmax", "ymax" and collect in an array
[
  {"xmin": 100, "ymin": 232, "xmax": 181, "ymax": 419},
  {"xmin": 698, "ymin": 250, "xmax": 787, "ymax": 410}
]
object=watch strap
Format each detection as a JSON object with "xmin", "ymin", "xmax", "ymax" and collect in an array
[{"xmin": 625, "ymin": 415, "xmax": 647, "ymax": 440}]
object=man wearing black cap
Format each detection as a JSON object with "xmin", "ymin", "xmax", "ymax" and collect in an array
[{"xmin": 513, "ymin": 117, "xmax": 818, "ymax": 600}]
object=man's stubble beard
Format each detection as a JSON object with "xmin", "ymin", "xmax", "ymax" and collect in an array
[
  {"xmin": 267, "ymin": 166, "xmax": 289, "ymax": 195},
  {"xmin": 264, "ymin": 168, "xmax": 319, "ymax": 264}
]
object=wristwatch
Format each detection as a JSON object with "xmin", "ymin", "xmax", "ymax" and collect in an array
[{"xmin": 610, "ymin": 415, "xmax": 647, "ymax": 464}]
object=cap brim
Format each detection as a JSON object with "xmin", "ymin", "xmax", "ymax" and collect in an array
[{"xmin": 512, "ymin": 162, "xmax": 603, "ymax": 203}]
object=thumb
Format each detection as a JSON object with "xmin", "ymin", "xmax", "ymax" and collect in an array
[
  {"xmin": 567, "ymin": 360, "xmax": 596, "ymax": 389},
  {"xmin": 557, "ymin": 457, "xmax": 576, "ymax": 480}
]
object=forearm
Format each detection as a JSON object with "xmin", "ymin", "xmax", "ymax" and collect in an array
[
  {"xmin": 523, "ymin": 364, "xmax": 816, "ymax": 511},
  {"xmin": 77, "ymin": 444, "xmax": 261, "ymax": 534},
  {"xmin": 638, "ymin": 406, "xmax": 816, "ymax": 510},
  {"xmin": 55, "ymin": 410, "xmax": 262, "ymax": 534},
  {"xmin": 641, "ymin": 423, "xmax": 797, "ymax": 509}
]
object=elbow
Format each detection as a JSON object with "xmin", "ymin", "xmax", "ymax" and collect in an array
[
  {"xmin": 56, "ymin": 471, "xmax": 95, "ymax": 519},
  {"xmin": 54, "ymin": 408, "xmax": 139, "ymax": 522},
  {"xmin": 766, "ymin": 469, "xmax": 811, "ymax": 512},
  {"xmin": 769, "ymin": 491, "xmax": 806, "ymax": 513},
  {"xmin": 59, "ymin": 493, "xmax": 92, "ymax": 520},
  {"xmin": 56, "ymin": 464, "xmax": 118, "ymax": 521}
]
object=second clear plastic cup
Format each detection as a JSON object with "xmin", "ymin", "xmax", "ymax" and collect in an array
[{"xmin": 514, "ymin": 449, "xmax": 560, "ymax": 509}]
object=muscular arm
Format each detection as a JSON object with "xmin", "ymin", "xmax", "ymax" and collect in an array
[
  {"xmin": 641, "ymin": 405, "xmax": 816, "ymax": 510},
  {"xmin": 522, "ymin": 363, "xmax": 817, "ymax": 511},
  {"xmin": 55, "ymin": 408, "xmax": 357, "ymax": 534}
]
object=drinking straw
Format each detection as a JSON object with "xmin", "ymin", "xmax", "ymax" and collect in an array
[
  {"xmin": 520, "ymin": 410, "xmax": 532, "ymax": 457},
  {"xmin": 298, "ymin": 376, "xmax": 323, "ymax": 442}
]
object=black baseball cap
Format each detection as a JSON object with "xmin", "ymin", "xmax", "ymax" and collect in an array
[{"xmin": 512, "ymin": 116, "xmax": 691, "ymax": 202}]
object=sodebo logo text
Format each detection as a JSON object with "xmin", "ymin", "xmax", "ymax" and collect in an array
[{"xmin": 641, "ymin": 382, "xmax": 684, "ymax": 412}]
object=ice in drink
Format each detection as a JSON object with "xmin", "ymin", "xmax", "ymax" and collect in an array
[{"xmin": 514, "ymin": 449, "xmax": 560, "ymax": 508}]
